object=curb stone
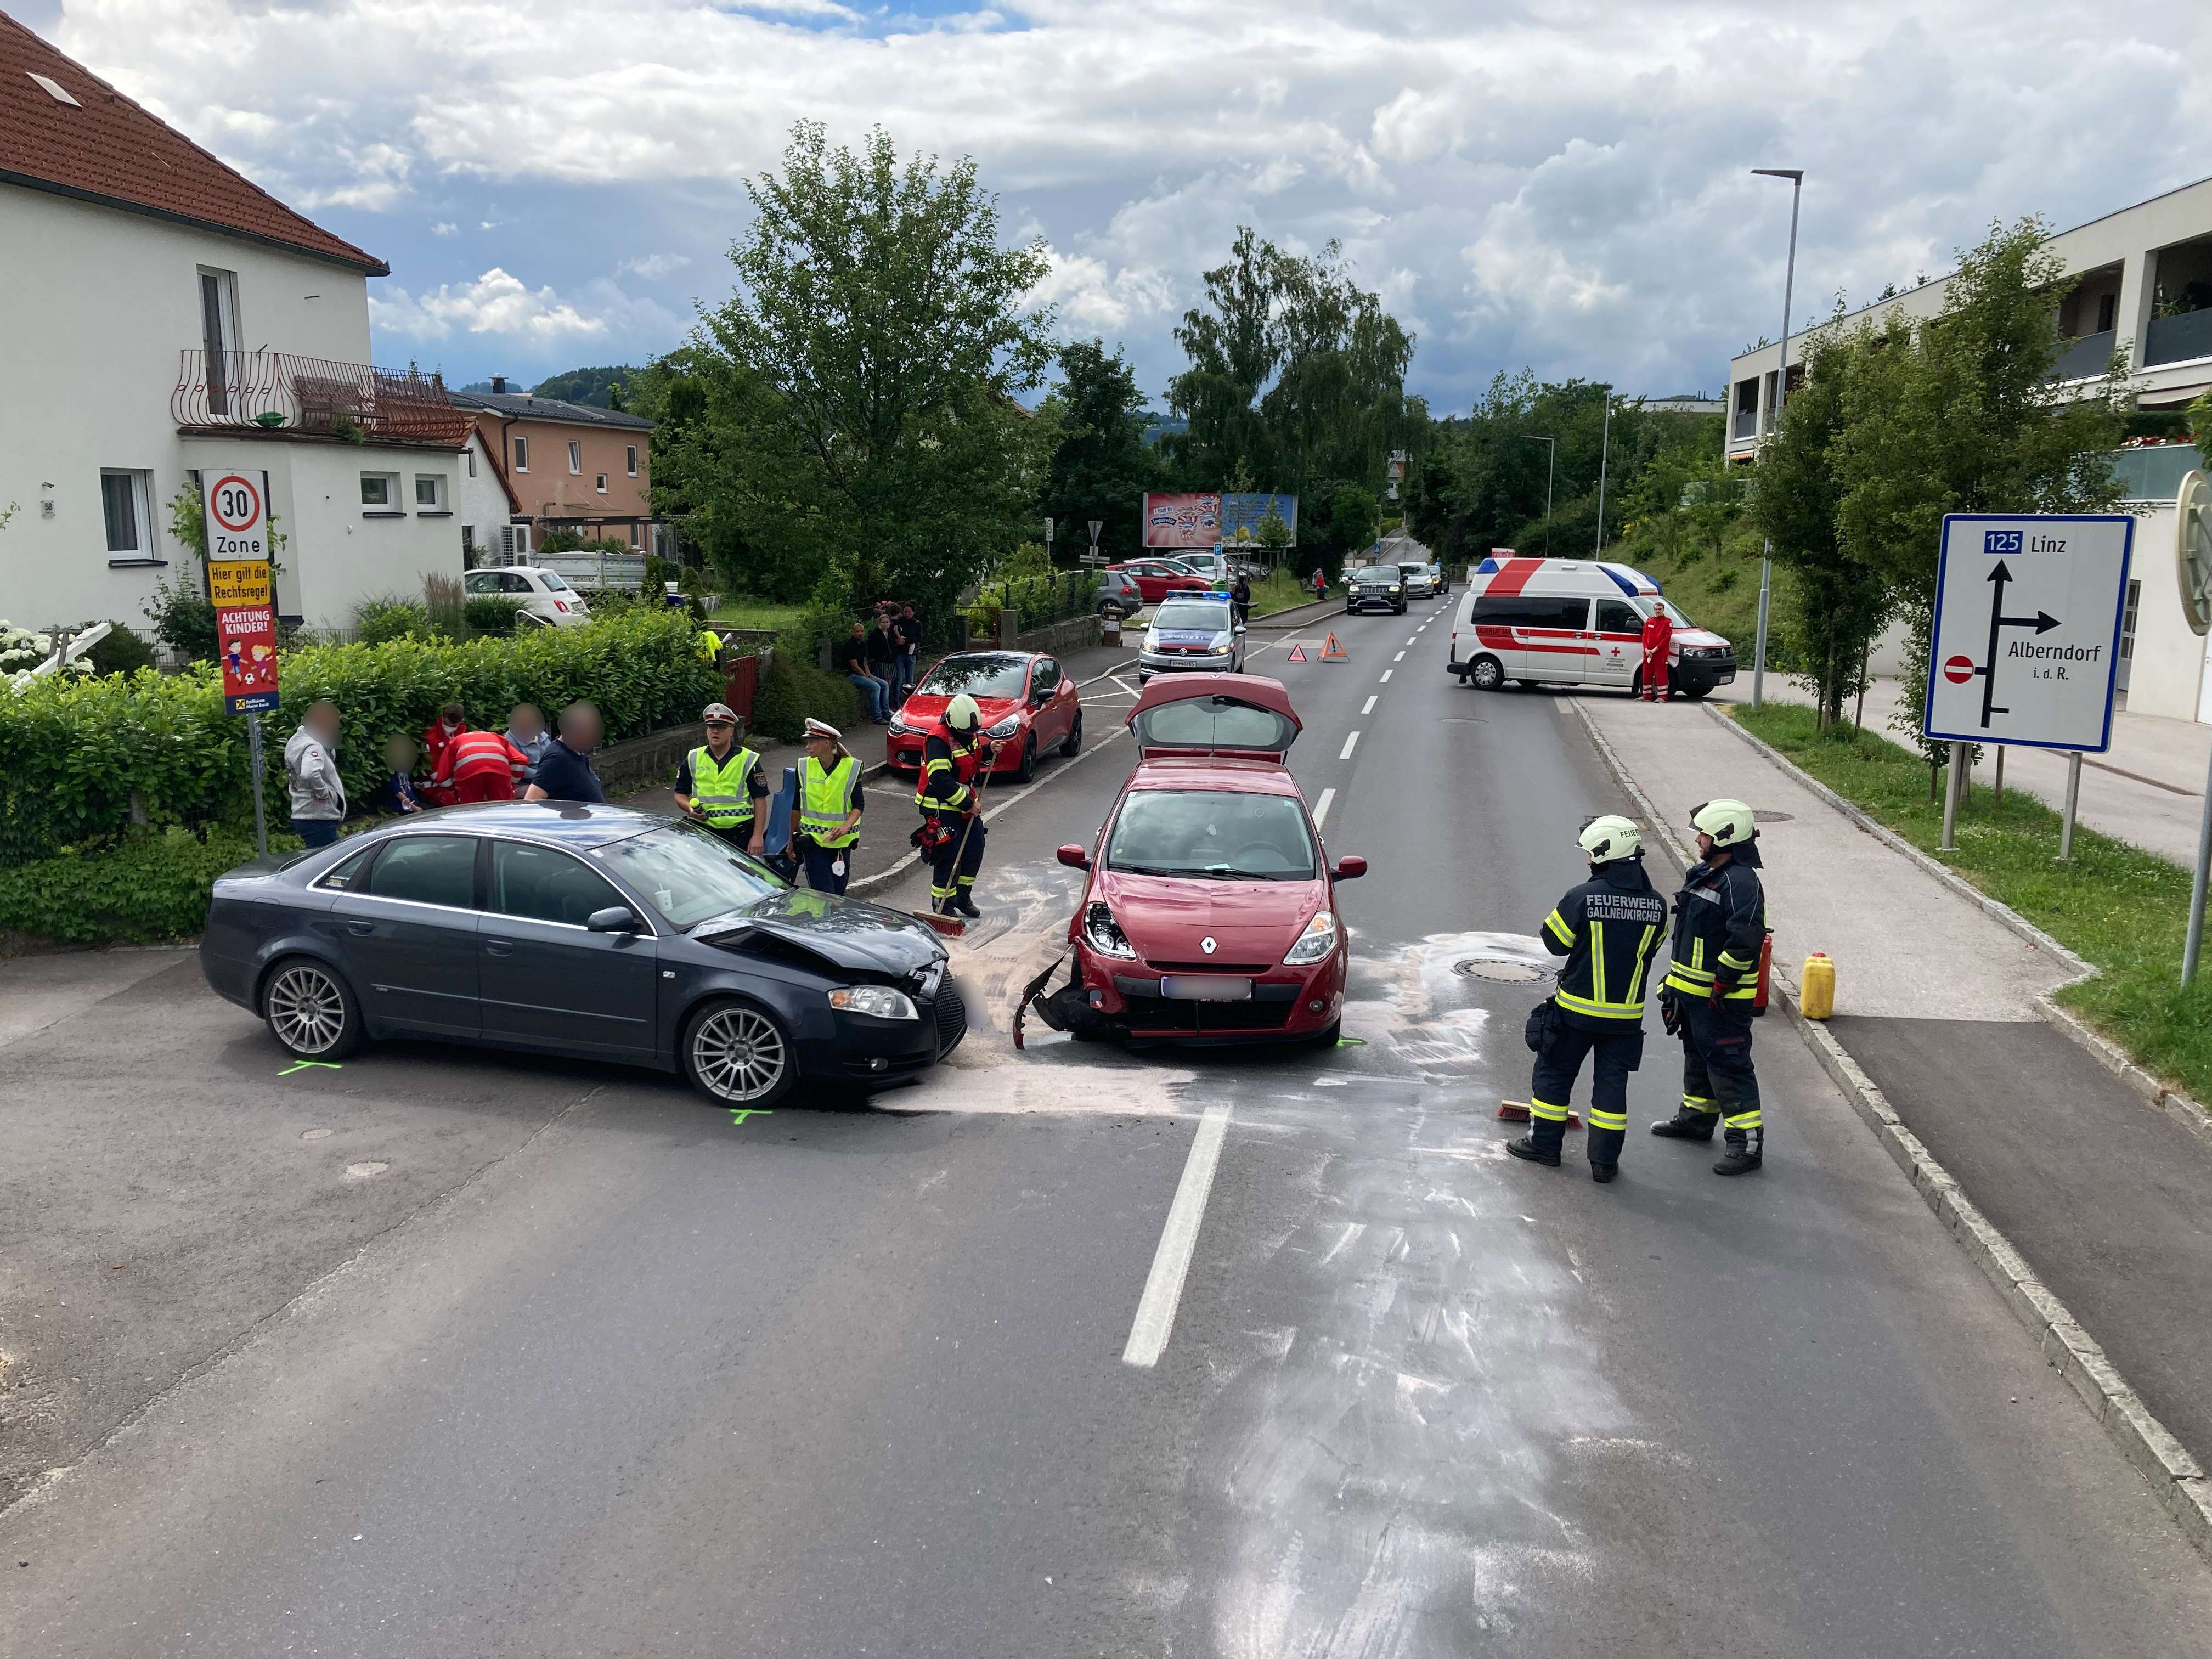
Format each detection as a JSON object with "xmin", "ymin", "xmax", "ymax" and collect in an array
[
  {"xmin": 1700, "ymin": 701, "xmax": 2212, "ymax": 1143},
  {"xmin": 1567, "ymin": 695, "xmax": 2212, "ymax": 1565}
]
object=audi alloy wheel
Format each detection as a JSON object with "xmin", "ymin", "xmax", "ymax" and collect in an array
[
  {"xmin": 262, "ymin": 958, "xmax": 363, "ymax": 1060},
  {"xmin": 683, "ymin": 1000, "xmax": 797, "ymax": 1107}
]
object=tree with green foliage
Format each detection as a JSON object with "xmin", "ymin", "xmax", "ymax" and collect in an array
[
  {"xmin": 1827, "ymin": 218, "xmax": 2126, "ymax": 770},
  {"xmin": 678, "ymin": 122, "xmax": 1060, "ymax": 625},
  {"xmin": 1165, "ymin": 228, "xmax": 1419, "ymax": 506},
  {"xmin": 522, "ymin": 366, "xmax": 645, "ymax": 409},
  {"xmin": 1037, "ymin": 338, "xmax": 1159, "ymax": 562},
  {"xmin": 1748, "ymin": 325, "xmax": 1890, "ymax": 727}
]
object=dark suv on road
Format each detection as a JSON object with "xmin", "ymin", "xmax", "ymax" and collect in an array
[
  {"xmin": 1094, "ymin": 569, "xmax": 1144, "ymax": 618},
  {"xmin": 1344, "ymin": 566, "xmax": 1407, "ymax": 614}
]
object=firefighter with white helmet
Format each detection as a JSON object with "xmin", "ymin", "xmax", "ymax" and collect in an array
[
  {"xmin": 1507, "ymin": 812, "xmax": 1670, "ymax": 1183},
  {"xmin": 1651, "ymin": 798, "xmax": 1770, "ymax": 1175},
  {"xmin": 915, "ymin": 692, "xmax": 994, "ymax": 917}
]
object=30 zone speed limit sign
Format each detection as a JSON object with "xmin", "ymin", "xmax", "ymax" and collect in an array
[{"xmin": 203, "ymin": 471, "xmax": 269, "ymax": 560}]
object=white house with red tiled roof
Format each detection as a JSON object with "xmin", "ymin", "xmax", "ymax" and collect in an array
[{"xmin": 0, "ymin": 14, "xmax": 467, "ymax": 636}]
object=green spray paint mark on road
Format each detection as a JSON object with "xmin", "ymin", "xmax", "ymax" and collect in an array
[
  {"xmin": 1336, "ymin": 1037, "xmax": 1365, "ymax": 1047},
  {"xmin": 279, "ymin": 1062, "xmax": 345, "ymax": 1076},
  {"xmin": 729, "ymin": 1108, "xmax": 775, "ymax": 1126}
]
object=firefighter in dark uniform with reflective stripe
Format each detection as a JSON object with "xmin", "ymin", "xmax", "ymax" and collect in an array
[
  {"xmin": 1508, "ymin": 815, "xmax": 1670, "ymax": 1182},
  {"xmin": 1652, "ymin": 798, "xmax": 1769, "ymax": 1175},
  {"xmin": 916, "ymin": 692, "xmax": 992, "ymax": 918}
]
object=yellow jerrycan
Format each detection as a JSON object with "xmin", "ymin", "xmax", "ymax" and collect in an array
[{"xmin": 1800, "ymin": 952, "xmax": 1836, "ymax": 1020}]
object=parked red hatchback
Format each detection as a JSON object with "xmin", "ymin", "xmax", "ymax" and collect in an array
[
  {"xmin": 1104, "ymin": 560, "xmax": 1212, "ymax": 607},
  {"xmin": 885, "ymin": 651, "xmax": 1083, "ymax": 785},
  {"xmin": 1049, "ymin": 675, "xmax": 1364, "ymax": 1043}
]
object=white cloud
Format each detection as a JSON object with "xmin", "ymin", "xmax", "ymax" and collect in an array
[
  {"xmin": 370, "ymin": 268, "xmax": 610, "ymax": 342},
  {"xmin": 431, "ymin": 221, "xmax": 459, "ymax": 238},
  {"xmin": 48, "ymin": 1, "xmax": 2212, "ymax": 405},
  {"xmin": 616, "ymin": 252, "xmax": 691, "ymax": 280}
]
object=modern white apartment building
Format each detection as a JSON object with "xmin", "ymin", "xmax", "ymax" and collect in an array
[
  {"xmin": 1724, "ymin": 178, "xmax": 2212, "ymax": 724},
  {"xmin": 0, "ymin": 15, "xmax": 467, "ymax": 636}
]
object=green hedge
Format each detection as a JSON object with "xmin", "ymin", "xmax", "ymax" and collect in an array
[
  {"xmin": 750, "ymin": 651, "xmax": 862, "ymax": 742},
  {"xmin": 0, "ymin": 825, "xmax": 294, "ymax": 945},
  {"xmin": 0, "ymin": 608, "xmax": 719, "ymax": 868}
]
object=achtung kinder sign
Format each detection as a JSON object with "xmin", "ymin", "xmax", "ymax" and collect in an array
[{"xmin": 203, "ymin": 470, "xmax": 279, "ymax": 715}]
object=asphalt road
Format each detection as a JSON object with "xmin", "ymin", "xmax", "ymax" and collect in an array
[{"xmin": 6, "ymin": 595, "xmax": 2212, "ymax": 1656}]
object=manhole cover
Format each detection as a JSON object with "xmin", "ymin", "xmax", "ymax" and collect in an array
[
  {"xmin": 1753, "ymin": 810, "xmax": 1794, "ymax": 823},
  {"xmin": 1453, "ymin": 958, "xmax": 1550, "ymax": 984}
]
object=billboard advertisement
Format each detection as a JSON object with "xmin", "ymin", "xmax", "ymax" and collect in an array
[
  {"xmin": 1142, "ymin": 492, "xmax": 1221, "ymax": 549},
  {"xmin": 1220, "ymin": 492, "xmax": 1298, "ymax": 547}
]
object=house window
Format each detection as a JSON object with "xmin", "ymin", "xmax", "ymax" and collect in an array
[
  {"xmin": 197, "ymin": 267, "xmax": 240, "ymax": 416},
  {"xmin": 466, "ymin": 448, "xmax": 477, "ymax": 478},
  {"xmin": 595, "ymin": 473, "xmax": 607, "ymax": 494},
  {"xmin": 462, "ymin": 524, "xmax": 477, "ymax": 563},
  {"xmin": 568, "ymin": 441, "xmax": 582, "ymax": 475},
  {"xmin": 100, "ymin": 469, "xmax": 155, "ymax": 560},
  {"xmin": 626, "ymin": 445, "xmax": 638, "ymax": 477},
  {"xmin": 415, "ymin": 475, "xmax": 446, "ymax": 511},
  {"xmin": 361, "ymin": 473, "xmax": 400, "ymax": 512},
  {"xmin": 2097, "ymin": 292, "xmax": 2118, "ymax": 334},
  {"xmin": 514, "ymin": 436, "xmax": 529, "ymax": 472}
]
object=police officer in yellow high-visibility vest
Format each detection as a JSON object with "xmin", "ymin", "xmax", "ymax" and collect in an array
[
  {"xmin": 793, "ymin": 717, "xmax": 864, "ymax": 894},
  {"xmin": 1508, "ymin": 815, "xmax": 1668, "ymax": 1183},
  {"xmin": 673, "ymin": 702, "xmax": 766, "ymax": 855}
]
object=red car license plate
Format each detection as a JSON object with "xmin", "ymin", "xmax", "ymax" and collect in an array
[{"xmin": 1159, "ymin": 975, "xmax": 1252, "ymax": 1002}]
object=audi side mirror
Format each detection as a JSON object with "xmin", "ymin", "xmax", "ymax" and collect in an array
[
  {"xmin": 1233, "ymin": 624, "xmax": 1248, "ymax": 635},
  {"xmin": 1331, "ymin": 856, "xmax": 1369, "ymax": 882},
  {"xmin": 1056, "ymin": 844, "xmax": 1091, "ymax": 870},
  {"xmin": 586, "ymin": 906, "xmax": 641, "ymax": 933}
]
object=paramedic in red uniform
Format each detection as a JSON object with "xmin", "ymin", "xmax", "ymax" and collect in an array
[
  {"xmin": 431, "ymin": 724, "xmax": 531, "ymax": 803},
  {"xmin": 1639, "ymin": 607, "xmax": 1673, "ymax": 702}
]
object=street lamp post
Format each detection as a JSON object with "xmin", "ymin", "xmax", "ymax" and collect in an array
[
  {"xmin": 1593, "ymin": 390, "xmax": 1613, "ymax": 557},
  {"xmin": 1523, "ymin": 435, "xmax": 1555, "ymax": 556},
  {"xmin": 1749, "ymin": 166, "xmax": 1803, "ymax": 710}
]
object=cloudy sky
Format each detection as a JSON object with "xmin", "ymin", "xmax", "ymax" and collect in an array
[{"xmin": 24, "ymin": 0, "xmax": 2212, "ymax": 412}]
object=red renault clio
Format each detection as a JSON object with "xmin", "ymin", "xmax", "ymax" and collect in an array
[{"xmin": 1049, "ymin": 675, "xmax": 1364, "ymax": 1044}]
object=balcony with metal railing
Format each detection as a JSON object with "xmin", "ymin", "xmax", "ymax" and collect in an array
[{"xmin": 172, "ymin": 351, "xmax": 475, "ymax": 448}]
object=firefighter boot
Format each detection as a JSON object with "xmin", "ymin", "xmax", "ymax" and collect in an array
[
  {"xmin": 1650, "ymin": 1107, "xmax": 1718, "ymax": 1142},
  {"xmin": 952, "ymin": 893, "xmax": 983, "ymax": 919},
  {"xmin": 1713, "ymin": 1125, "xmax": 1764, "ymax": 1177},
  {"xmin": 1505, "ymin": 1136, "xmax": 1561, "ymax": 1169}
]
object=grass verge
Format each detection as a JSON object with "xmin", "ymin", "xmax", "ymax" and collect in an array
[
  {"xmin": 1735, "ymin": 702, "xmax": 2212, "ymax": 1102},
  {"xmin": 708, "ymin": 599, "xmax": 809, "ymax": 632},
  {"xmin": 1248, "ymin": 569, "xmax": 1318, "ymax": 617}
]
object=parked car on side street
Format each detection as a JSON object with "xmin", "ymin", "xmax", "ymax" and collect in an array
[
  {"xmin": 1344, "ymin": 565, "xmax": 1407, "ymax": 614},
  {"xmin": 199, "ymin": 803, "xmax": 965, "ymax": 1108},
  {"xmin": 1105, "ymin": 560, "xmax": 1212, "ymax": 607},
  {"xmin": 462, "ymin": 565, "xmax": 593, "ymax": 627},
  {"xmin": 1042, "ymin": 674, "xmax": 1363, "ymax": 1045},
  {"xmin": 1094, "ymin": 568, "xmax": 1144, "ymax": 618},
  {"xmin": 887, "ymin": 650, "xmax": 1083, "ymax": 783}
]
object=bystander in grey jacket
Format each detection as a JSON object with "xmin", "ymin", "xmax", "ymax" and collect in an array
[{"xmin": 284, "ymin": 715, "xmax": 346, "ymax": 851}]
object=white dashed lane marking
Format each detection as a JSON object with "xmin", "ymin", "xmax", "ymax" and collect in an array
[
  {"xmin": 1380, "ymin": 669, "xmax": 1393, "ymax": 683},
  {"xmin": 1312, "ymin": 786, "xmax": 1336, "ymax": 828},
  {"xmin": 1361, "ymin": 695, "xmax": 1378, "ymax": 714},
  {"xmin": 1340, "ymin": 731, "xmax": 1361, "ymax": 760}
]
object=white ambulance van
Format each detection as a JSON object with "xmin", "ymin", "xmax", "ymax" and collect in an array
[{"xmin": 1444, "ymin": 552, "xmax": 1737, "ymax": 697}]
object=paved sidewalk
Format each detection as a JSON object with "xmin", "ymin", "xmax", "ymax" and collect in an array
[
  {"xmin": 1579, "ymin": 693, "xmax": 2070, "ymax": 1021},
  {"xmin": 1576, "ymin": 688, "xmax": 2212, "ymax": 1485},
  {"xmin": 1717, "ymin": 675, "xmax": 2209, "ymax": 870}
]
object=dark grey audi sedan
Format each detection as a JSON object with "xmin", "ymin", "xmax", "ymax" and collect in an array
[{"xmin": 199, "ymin": 802, "xmax": 965, "ymax": 1107}]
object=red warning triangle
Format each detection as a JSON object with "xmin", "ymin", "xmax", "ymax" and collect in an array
[
  {"xmin": 1321, "ymin": 631, "xmax": 1348, "ymax": 661},
  {"xmin": 1285, "ymin": 642, "xmax": 1308, "ymax": 662}
]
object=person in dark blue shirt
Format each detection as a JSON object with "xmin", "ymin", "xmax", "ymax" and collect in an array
[{"xmin": 524, "ymin": 702, "xmax": 606, "ymax": 803}]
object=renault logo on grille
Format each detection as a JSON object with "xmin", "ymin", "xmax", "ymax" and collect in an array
[{"xmin": 1201, "ymin": 936, "xmax": 1217, "ymax": 955}]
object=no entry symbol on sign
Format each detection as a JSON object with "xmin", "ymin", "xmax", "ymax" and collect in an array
[{"xmin": 1943, "ymin": 654, "xmax": 1975, "ymax": 685}]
